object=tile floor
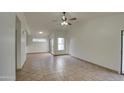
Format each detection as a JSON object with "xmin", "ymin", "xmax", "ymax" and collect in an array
[{"xmin": 16, "ymin": 53, "xmax": 124, "ymax": 81}]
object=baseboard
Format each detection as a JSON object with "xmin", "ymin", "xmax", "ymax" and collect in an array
[
  {"xmin": 27, "ymin": 52, "xmax": 49, "ymax": 54},
  {"xmin": 70, "ymin": 55, "xmax": 119, "ymax": 73},
  {"xmin": 54, "ymin": 54, "xmax": 69, "ymax": 56},
  {"xmin": 49, "ymin": 52, "xmax": 55, "ymax": 55},
  {"xmin": 50, "ymin": 52, "xmax": 69, "ymax": 56}
]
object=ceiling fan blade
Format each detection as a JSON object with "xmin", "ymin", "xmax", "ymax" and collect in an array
[
  {"xmin": 61, "ymin": 17, "xmax": 67, "ymax": 21},
  {"xmin": 68, "ymin": 23, "xmax": 72, "ymax": 25},
  {"xmin": 69, "ymin": 17, "xmax": 77, "ymax": 20}
]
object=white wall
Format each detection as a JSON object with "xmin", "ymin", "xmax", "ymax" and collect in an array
[
  {"xmin": 49, "ymin": 33, "xmax": 55, "ymax": 54},
  {"xmin": 21, "ymin": 30, "xmax": 27, "ymax": 67},
  {"xmin": 16, "ymin": 16, "xmax": 21, "ymax": 69},
  {"xmin": 0, "ymin": 13, "xmax": 16, "ymax": 80},
  {"xmin": 27, "ymin": 35, "xmax": 49, "ymax": 53},
  {"xmin": 16, "ymin": 13, "xmax": 30, "ymax": 34},
  {"xmin": 16, "ymin": 13, "xmax": 28, "ymax": 69},
  {"xmin": 69, "ymin": 14, "xmax": 124, "ymax": 72}
]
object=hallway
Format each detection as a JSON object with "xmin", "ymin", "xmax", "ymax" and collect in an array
[{"xmin": 17, "ymin": 53, "xmax": 124, "ymax": 81}]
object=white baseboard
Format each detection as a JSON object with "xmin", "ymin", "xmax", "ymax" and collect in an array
[
  {"xmin": 27, "ymin": 52, "xmax": 49, "ymax": 54},
  {"xmin": 70, "ymin": 54, "xmax": 119, "ymax": 73}
]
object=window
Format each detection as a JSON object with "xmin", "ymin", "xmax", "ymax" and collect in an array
[
  {"xmin": 32, "ymin": 38, "xmax": 47, "ymax": 43},
  {"xmin": 58, "ymin": 38, "xmax": 64, "ymax": 51}
]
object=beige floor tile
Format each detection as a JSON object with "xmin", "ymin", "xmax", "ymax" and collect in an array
[{"xmin": 16, "ymin": 53, "xmax": 124, "ymax": 81}]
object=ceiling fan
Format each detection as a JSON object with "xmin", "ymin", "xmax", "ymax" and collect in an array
[
  {"xmin": 61, "ymin": 12, "xmax": 77, "ymax": 26},
  {"xmin": 53, "ymin": 12, "xmax": 77, "ymax": 26}
]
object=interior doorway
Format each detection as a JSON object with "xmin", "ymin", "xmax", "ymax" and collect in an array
[{"xmin": 121, "ymin": 30, "xmax": 124, "ymax": 74}]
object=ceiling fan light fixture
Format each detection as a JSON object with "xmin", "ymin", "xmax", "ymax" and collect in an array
[
  {"xmin": 62, "ymin": 16, "xmax": 66, "ymax": 21},
  {"xmin": 61, "ymin": 21, "xmax": 68, "ymax": 26}
]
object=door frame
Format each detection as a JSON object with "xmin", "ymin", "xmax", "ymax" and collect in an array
[{"xmin": 121, "ymin": 30, "xmax": 124, "ymax": 75}]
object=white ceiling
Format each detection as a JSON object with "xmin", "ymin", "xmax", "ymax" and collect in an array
[{"xmin": 24, "ymin": 12, "xmax": 122, "ymax": 37}]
